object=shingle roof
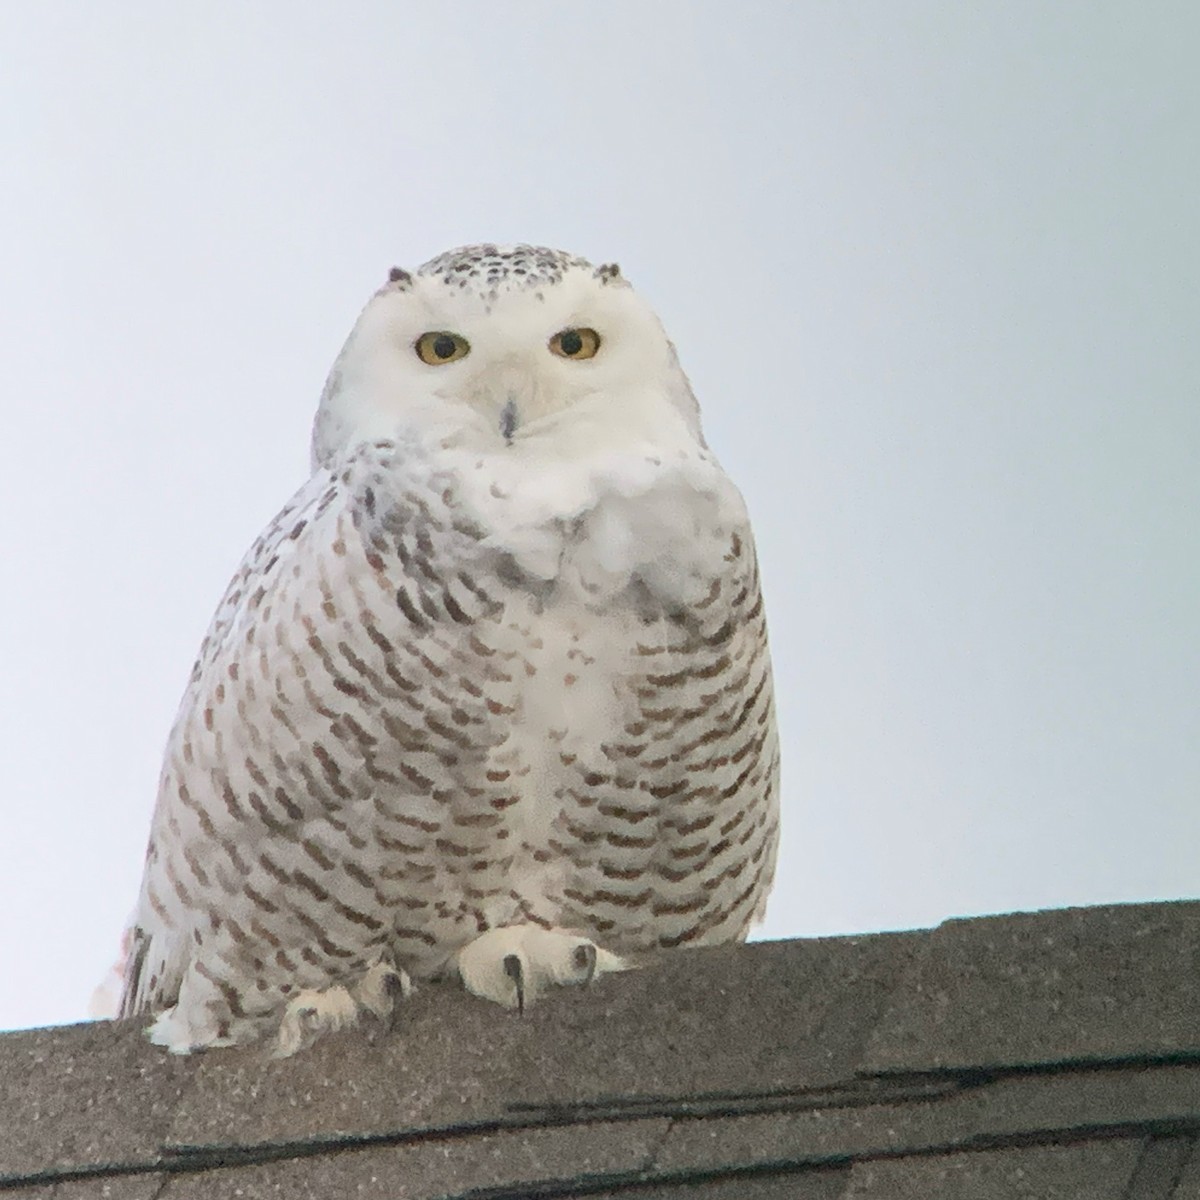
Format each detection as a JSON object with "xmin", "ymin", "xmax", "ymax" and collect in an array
[{"xmin": 3, "ymin": 900, "xmax": 1198, "ymax": 1198}]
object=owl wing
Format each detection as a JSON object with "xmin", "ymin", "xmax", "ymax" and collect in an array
[{"xmin": 120, "ymin": 443, "xmax": 468, "ymax": 1020}]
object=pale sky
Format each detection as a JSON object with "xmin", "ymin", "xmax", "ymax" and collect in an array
[{"xmin": 1, "ymin": 2, "xmax": 1196, "ymax": 1034}]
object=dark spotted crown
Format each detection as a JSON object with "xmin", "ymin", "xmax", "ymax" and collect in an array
[{"xmin": 383, "ymin": 244, "xmax": 622, "ymax": 299}]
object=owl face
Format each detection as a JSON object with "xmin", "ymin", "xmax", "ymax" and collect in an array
[{"xmin": 312, "ymin": 245, "xmax": 701, "ymax": 468}]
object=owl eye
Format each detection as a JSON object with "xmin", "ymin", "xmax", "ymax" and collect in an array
[
  {"xmin": 415, "ymin": 331, "xmax": 470, "ymax": 365},
  {"xmin": 549, "ymin": 328, "xmax": 601, "ymax": 360}
]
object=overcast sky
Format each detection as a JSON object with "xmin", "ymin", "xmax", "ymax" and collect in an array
[{"xmin": 1, "ymin": 3, "xmax": 1196, "ymax": 1034}]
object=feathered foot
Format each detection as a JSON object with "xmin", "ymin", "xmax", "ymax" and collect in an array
[
  {"xmin": 274, "ymin": 960, "xmax": 412, "ymax": 1058},
  {"xmin": 455, "ymin": 925, "xmax": 626, "ymax": 1012}
]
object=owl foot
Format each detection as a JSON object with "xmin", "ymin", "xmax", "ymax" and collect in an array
[
  {"xmin": 273, "ymin": 961, "xmax": 413, "ymax": 1057},
  {"xmin": 455, "ymin": 925, "xmax": 626, "ymax": 1012},
  {"xmin": 147, "ymin": 1007, "xmax": 239, "ymax": 1055},
  {"xmin": 354, "ymin": 959, "xmax": 415, "ymax": 1028}
]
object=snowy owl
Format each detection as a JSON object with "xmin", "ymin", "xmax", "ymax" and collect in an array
[{"xmin": 117, "ymin": 244, "xmax": 780, "ymax": 1054}]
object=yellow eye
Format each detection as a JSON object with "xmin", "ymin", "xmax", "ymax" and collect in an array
[
  {"xmin": 548, "ymin": 327, "xmax": 601, "ymax": 360},
  {"xmin": 414, "ymin": 331, "xmax": 470, "ymax": 365}
]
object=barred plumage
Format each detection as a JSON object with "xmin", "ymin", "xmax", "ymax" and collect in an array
[{"xmin": 119, "ymin": 245, "xmax": 780, "ymax": 1053}]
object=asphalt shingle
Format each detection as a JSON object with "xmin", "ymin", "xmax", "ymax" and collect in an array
[
  {"xmin": 590, "ymin": 1169, "xmax": 852, "ymax": 1199},
  {"xmin": 164, "ymin": 931, "xmax": 921, "ymax": 1153},
  {"xmin": 1174, "ymin": 1140, "xmax": 1200, "ymax": 1200},
  {"xmin": 47, "ymin": 1177, "xmax": 165, "ymax": 1199},
  {"xmin": 0, "ymin": 1017, "xmax": 194, "ymax": 1185},
  {"xmin": 650, "ymin": 1062, "xmax": 1200, "ymax": 1179},
  {"xmin": 843, "ymin": 1141, "xmax": 1143, "ymax": 1200},
  {"xmin": 1, "ymin": 902, "xmax": 1196, "ymax": 1198},
  {"xmin": 157, "ymin": 1119, "xmax": 670, "ymax": 1199},
  {"xmin": 861, "ymin": 901, "xmax": 1200, "ymax": 1074}
]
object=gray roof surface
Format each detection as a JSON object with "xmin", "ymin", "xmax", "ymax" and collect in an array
[{"xmin": 2, "ymin": 900, "xmax": 1198, "ymax": 1198}]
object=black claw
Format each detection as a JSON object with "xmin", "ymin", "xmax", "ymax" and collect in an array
[
  {"xmin": 383, "ymin": 970, "xmax": 407, "ymax": 1031},
  {"xmin": 503, "ymin": 953, "xmax": 525, "ymax": 1015},
  {"xmin": 572, "ymin": 943, "xmax": 598, "ymax": 986}
]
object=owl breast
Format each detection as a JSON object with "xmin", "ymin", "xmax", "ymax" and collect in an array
[{"xmin": 370, "ymin": 437, "xmax": 781, "ymax": 962}]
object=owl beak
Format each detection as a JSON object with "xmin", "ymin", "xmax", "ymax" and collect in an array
[{"xmin": 499, "ymin": 397, "xmax": 519, "ymax": 444}]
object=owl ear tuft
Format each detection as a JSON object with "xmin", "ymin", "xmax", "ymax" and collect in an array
[
  {"xmin": 387, "ymin": 267, "xmax": 414, "ymax": 288},
  {"xmin": 595, "ymin": 262, "xmax": 622, "ymax": 284}
]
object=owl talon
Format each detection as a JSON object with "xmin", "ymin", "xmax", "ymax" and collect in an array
[
  {"xmin": 381, "ymin": 966, "xmax": 413, "ymax": 1032},
  {"xmin": 356, "ymin": 960, "xmax": 413, "ymax": 1029},
  {"xmin": 503, "ymin": 953, "xmax": 526, "ymax": 1015},
  {"xmin": 572, "ymin": 942, "xmax": 597, "ymax": 985},
  {"xmin": 381, "ymin": 960, "xmax": 415, "ymax": 1027}
]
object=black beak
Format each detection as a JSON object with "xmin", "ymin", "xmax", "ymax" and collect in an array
[{"xmin": 500, "ymin": 398, "xmax": 518, "ymax": 443}]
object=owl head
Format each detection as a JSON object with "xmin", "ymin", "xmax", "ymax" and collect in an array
[{"xmin": 311, "ymin": 244, "xmax": 703, "ymax": 470}]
